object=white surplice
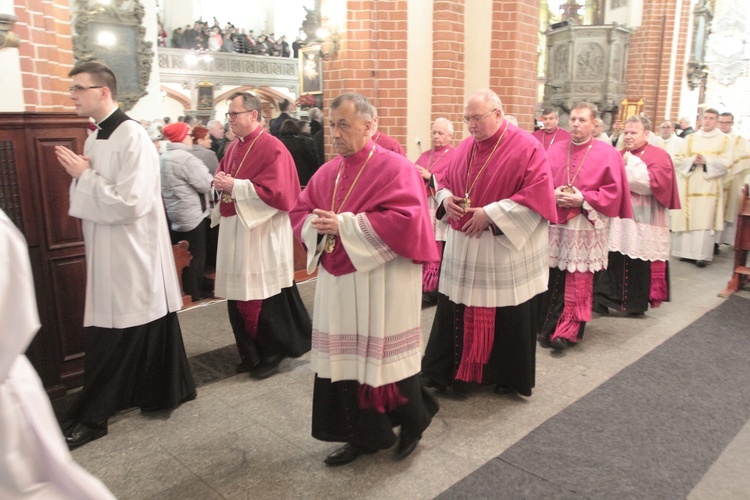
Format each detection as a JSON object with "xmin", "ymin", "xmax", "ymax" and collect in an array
[
  {"xmin": 0, "ymin": 210, "xmax": 115, "ymax": 500},
  {"xmin": 214, "ymin": 179, "xmax": 294, "ymax": 300},
  {"xmin": 435, "ymin": 192, "xmax": 550, "ymax": 307},
  {"xmin": 69, "ymin": 121, "xmax": 182, "ymax": 328},
  {"xmin": 300, "ymin": 212, "xmax": 422, "ymax": 388},
  {"xmin": 720, "ymin": 132, "xmax": 750, "ymax": 244},
  {"xmin": 607, "ymin": 152, "xmax": 672, "ymax": 262}
]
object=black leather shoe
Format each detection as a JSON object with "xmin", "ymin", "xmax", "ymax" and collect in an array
[
  {"xmin": 550, "ymin": 337, "xmax": 570, "ymax": 351},
  {"xmin": 236, "ymin": 361, "xmax": 255, "ymax": 374},
  {"xmin": 65, "ymin": 422, "xmax": 108, "ymax": 450},
  {"xmin": 537, "ymin": 333, "xmax": 552, "ymax": 349},
  {"xmin": 695, "ymin": 260, "xmax": 708, "ymax": 268},
  {"xmin": 250, "ymin": 355, "xmax": 284, "ymax": 379},
  {"xmin": 395, "ymin": 431, "xmax": 421, "ymax": 460},
  {"xmin": 324, "ymin": 444, "xmax": 377, "ymax": 466},
  {"xmin": 494, "ymin": 384, "xmax": 515, "ymax": 395}
]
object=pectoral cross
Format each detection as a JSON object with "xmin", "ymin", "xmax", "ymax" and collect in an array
[
  {"xmin": 324, "ymin": 234, "xmax": 336, "ymax": 253},
  {"xmin": 561, "ymin": 185, "xmax": 576, "ymax": 194},
  {"xmin": 459, "ymin": 193, "xmax": 471, "ymax": 212}
]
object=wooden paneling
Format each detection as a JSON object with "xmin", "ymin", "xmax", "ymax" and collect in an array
[{"xmin": 0, "ymin": 112, "xmax": 90, "ymax": 396}]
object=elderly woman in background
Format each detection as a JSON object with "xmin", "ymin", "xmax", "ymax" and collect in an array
[
  {"xmin": 190, "ymin": 125, "xmax": 220, "ymax": 175},
  {"xmin": 161, "ymin": 122, "xmax": 214, "ymax": 301}
]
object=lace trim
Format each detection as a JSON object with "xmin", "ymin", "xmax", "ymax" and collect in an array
[
  {"xmin": 608, "ymin": 218, "xmax": 671, "ymax": 261},
  {"xmin": 549, "ymin": 213, "xmax": 610, "ymax": 272}
]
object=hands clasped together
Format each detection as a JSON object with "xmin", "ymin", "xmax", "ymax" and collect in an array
[
  {"xmin": 554, "ymin": 185, "xmax": 584, "ymax": 209},
  {"xmin": 311, "ymin": 209, "xmax": 339, "ymax": 236},
  {"xmin": 213, "ymin": 171, "xmax": 236, "ymax": 194},
  {"xmin": 444, "ymin": 196, "xmax": 490, "ymax": 238},
  {"xmin": 55, "ymin": 145, "xmax": 90, "ymax": 179}
]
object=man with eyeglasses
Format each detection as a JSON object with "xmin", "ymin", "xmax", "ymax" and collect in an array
[
  {"xmin": 716, "ymin": 112, "xmax": 750, "ymax": 245},
  {"xmin": 290, "ymin": 93, "xmax": 439, "ymax": 465},
  {"xmin": 537, "ymin": 102, "xmax": 632, "ymax": 352},
  {"xmin": 671, "ymin": 108, "xmax": 733, "ymax": 267},
  {"xmin": 532, "ymin": 108, "xmax": 571, "ymax": 151},
  {"xmin": 54, "ymin": 61, "xmax": 196, "ymax": 449},
  {"xmin": 421, "ymin": 89, "xmax": 557, "ymax": 398},
  {"xmin": 213, "ymin": 92, "xmax": 311, "ymax": 380}
]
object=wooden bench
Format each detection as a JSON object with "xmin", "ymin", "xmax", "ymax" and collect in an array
[
  {"xmin": 719, "ymin": 184, "xmax": 750, "ymax": 297},
  {"xmin": 172, "ymin": 240, "xmax": 193, "ymax": 307}
]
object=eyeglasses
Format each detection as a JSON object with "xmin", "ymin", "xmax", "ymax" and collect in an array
[
  {"xmin": 68, "ymin": 85, "xmax": 103, "ymax": 93},
  {"xmin": 463, "ymin": 109, "xmax": 497, "ymax": 125},
  {"xmin": 225, "ymin": 111, "xmax": 253, "ymax": 120}
]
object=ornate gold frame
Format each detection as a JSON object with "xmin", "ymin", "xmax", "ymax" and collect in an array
[
  {"xmin": 619, "ymin": 98, "xmax": 644, "ymax": 122},
  {"xmin": 71, "ymin": 0, "xmax": 153, "ymax": 111}
]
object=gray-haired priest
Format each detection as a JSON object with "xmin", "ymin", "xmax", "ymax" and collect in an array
[
  {"xmin": 291, "ymin": 93, "xmax": 439, "ymax": 466},
  {"xmin": 421, "ymin": 89, "xmax": 557, "ymax": 397}
]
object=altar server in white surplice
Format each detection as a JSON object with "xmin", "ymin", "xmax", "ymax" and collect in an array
[
  {"xmin": 55, "ymin": 61, "xmax": 196, "ymax": 450},
  {"xmin": 0, "ymin": 208, "xmax": 116, "ymax": 499}
]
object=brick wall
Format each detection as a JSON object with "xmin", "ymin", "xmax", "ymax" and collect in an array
[
  {"xmin": 323, "ymin": 0, "xmax": 408, "ymax": 158},
  {"xmin": 432, "ymin": 1, "xmax": 465, "ymax": 140},
  {"xmin": 489, "ymin": 0, "xmax": 538, "ymax": 131},
  {"xmin": 624, "ymin": 0, "xmax": 691, "ymax": 123},
  {"xmin": 13, "ymin": 0, "xmax": 75, "ymax": 111}
]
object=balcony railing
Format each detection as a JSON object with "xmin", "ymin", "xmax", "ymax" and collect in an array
[{"xmin": 157, "ymin": 48, "xmax": 300, "ymax": 94}]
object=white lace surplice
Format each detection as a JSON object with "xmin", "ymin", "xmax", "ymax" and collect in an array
[
  {"xmin": 608, "ymin": 152, "xmax": 672, "ymax": 262},
  {"xmin": 549, "ymin": 208, "xmax": 611, "ymax": 273}
]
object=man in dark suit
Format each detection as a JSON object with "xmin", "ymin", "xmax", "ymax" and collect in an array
[{"xmin": 270, "ymin": 99, "xmax": 294, "ymax": 137}]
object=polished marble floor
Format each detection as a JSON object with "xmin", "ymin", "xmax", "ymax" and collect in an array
[{"xmin": 67, "ymin": 248, "xmax": 749, "ymax": 499}]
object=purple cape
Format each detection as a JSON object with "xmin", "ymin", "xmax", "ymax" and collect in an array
[{"xmin": 291, "ymin": 141, "xmax": 439, "ymax": 276}]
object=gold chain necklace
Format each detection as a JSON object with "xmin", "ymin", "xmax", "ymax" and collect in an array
[
  {"xmin": 460, "ymin": 121, "xmax": 508, "ymax": 211},
  {"xmin": 221, "ymin": 130, "xmax": 263, "ymax": 203},
  {"xmin": 324, "ymin": 144, "xmax": 376, "ymax": 253},
  {"xmin": 546, "ymin": 127, "xmax": 559, "ymax": 149},
  {"xmin": 427, "ymin": 146, "xmax": 451, "ymax": 171},
  {"xmin": 563, "ymin": 139, "xmax": 593, "ymax": 193}
]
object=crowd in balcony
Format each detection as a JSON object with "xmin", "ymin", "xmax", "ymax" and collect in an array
[{"xmin": 165, "ymin": 19, "xmax": 303, "ymax": 57}]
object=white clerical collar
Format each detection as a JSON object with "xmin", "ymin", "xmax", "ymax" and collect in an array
[{"xmin": 571, "ymin": 137, "xmax": 593, "ymax": 146}]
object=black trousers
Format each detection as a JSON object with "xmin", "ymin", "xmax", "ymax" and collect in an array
[{"xmin": 172, "ymin": 219, "xmax": 208, "ymax": 301}]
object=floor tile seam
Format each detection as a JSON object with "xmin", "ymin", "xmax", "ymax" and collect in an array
[
  {"xmin": 156, "ymin": 444, "xmax": 232, "ymax": 500},
  {"xmin": 494, "ymin": 456, "xmax": 593, "ymax": 499}
]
